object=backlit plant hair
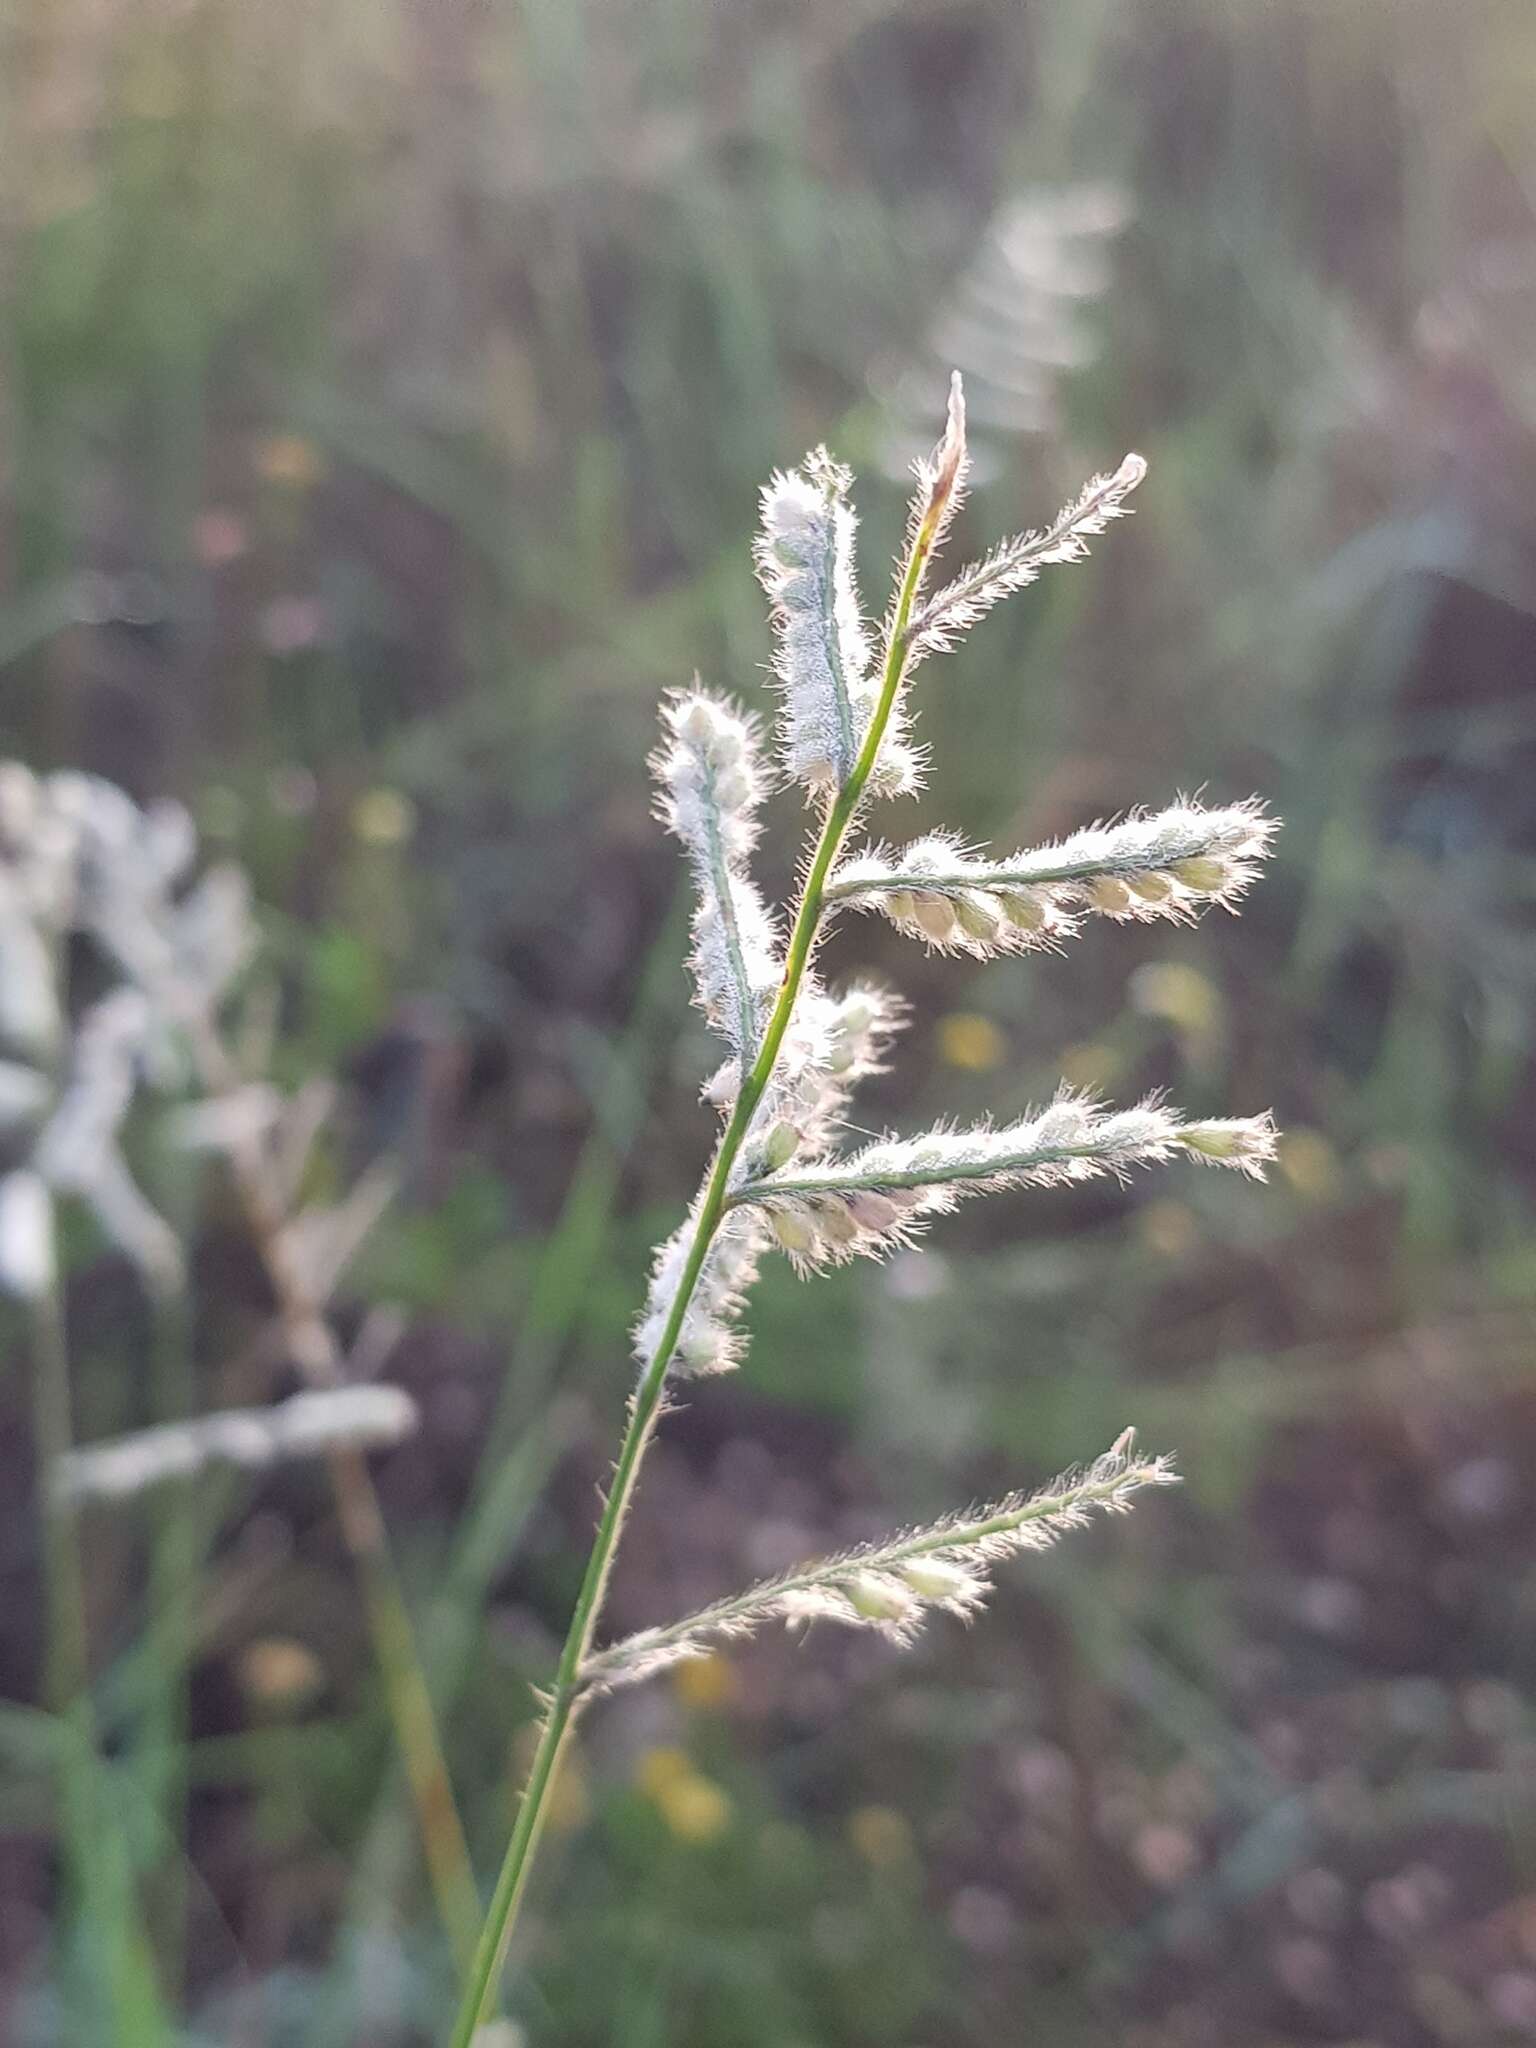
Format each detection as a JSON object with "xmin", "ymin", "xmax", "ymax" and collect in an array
[{"xmin": 449, "ymin": 376, "xmax": 1278, "ymax": 2042}]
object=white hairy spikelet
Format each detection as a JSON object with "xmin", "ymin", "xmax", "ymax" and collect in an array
[
  {"xmin": 756, "ymin": 452, "xmax": 875, "ymax": 793},
  {"xmin": 53, "ymin": 1385, "xmax": 420, "ymax": 1504},
  {"xmin": 0, "ymin": 872, "xmax": 61, "ymax": 1053},
  {"xmin": 0, "ymin": 763, "xmax": 266, "ymax": 1297},
  {"xmin": 756, "ymin": 447, "xmax": 926, "ymax": 801},
  {"xmin": 908, "ymin": 448, "xmax": 1146, "ymax": 664},
  {"xmin": 32, "ymin": 987, "xmax": 185, "ymax": 1293},
  {"xmin": 829, "ymin": 799, "xmax": 1275, "ymax": 956},
  {"xmin": 855, "ymin": 372, "xmax": 974, "ymax": 799},
  {"xmin": 580, "ymin": 1431, "xmax": 1177, "ymax": 1692},
  {"xmin": 735, "ymin": 1094, "xmax": 1278, "ymax": 1272},
  {"xmin": 894, "ymin": 371, "xmax": 971, "ymax": 621},
  {"xmin": 633, "ymin": 1198, "xmax": 766, "ymax": 1377},
  {"xmin": 0, "ymin": 1169, "xmax": 55, "ymax": 1300},
  {"xmin": 665, "ymin": 981, "xmax": 902, "ymax": 1373},
  {"xmin": 651, "ymin": 691, "xmax": 781, "ymax": 1060}
]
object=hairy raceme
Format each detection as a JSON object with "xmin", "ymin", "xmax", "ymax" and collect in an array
[
  {"xmin": 828, "ymin": 798, "xmax": 1276, "ymax": 956},
  {"xmin": 0, "ymin": 766, "xmax": 253, "ymax": 1300},
  {"xmin": 756, "ymin": 450, "xmax": 923, "ymax": 798},
  {"xmin": 54, "ymin": 1384, "xmax": 420, "ymax": 1505},
  {"xmin": 583, "ymin": 1431, "xmax": 1176, "ymax": 1692},
  {"xmin": 905, "ymin": 447, "xmax": 1147, "ymax": 666},
  {"xmin": 451, "ymin": 376, "xmax": 1279, "ymax": 2043},
  {"xmin": 651, "ymin": 691, "xmax": 781, "ymax": 1062},
  {"xmin": 634, "ymin": 1199, "xmax": 768, "ymax": 1378},
  {"xmin": 732, "ymin": 1093, "xmax": 1277, "ymax": 1272}
]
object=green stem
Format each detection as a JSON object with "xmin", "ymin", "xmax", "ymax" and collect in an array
[
  {"xmin": 30, "ymin": 1277, "xmax": 92, "ymax": 1716},
  {"xmin": 826, "ymin": 852, "xmax": 1191, "ymax": 899},
  {"xmin": 329, "ymin": 1443, "xmax": 486, "ymax": 1977},
  {"xmin": 28, "ymin": 1256, "xmax": 142, "ymax": 2032},
  {"xmin": 445, "ymin": 493, "xmax": 944, "ymax": 2048},
  {"xmin": 144, "ymin": 1277, "xmax": 196, "ymax": 1998}
]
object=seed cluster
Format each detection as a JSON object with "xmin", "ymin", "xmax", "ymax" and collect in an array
[
  {"xmin": 736, "ymin": 1095, "xmax": 1278, "ymax": 1272},
  {"xmin": 831, "ymin": 801, "xmax": 1275, "ymax": 957}
]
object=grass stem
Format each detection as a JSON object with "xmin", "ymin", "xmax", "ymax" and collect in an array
[{"xmin": 445, "ymin": 472, "xmax": 945, "ymax": 2047}]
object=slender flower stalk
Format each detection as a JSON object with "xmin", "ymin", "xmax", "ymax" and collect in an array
[{"xmin": 447, "ymin": 376, "xmax": 1276, "ymax": 2043}]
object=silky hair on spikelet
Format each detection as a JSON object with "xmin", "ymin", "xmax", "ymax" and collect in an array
[
  {"xmin": 582, "ymin": 1430, "xmax": 1178, "ymax": 1693},
  {"xmin": 650, "ymin": 689, "xmax": 782, "ymax": 1063},
  {"xmin": 735, "ymin": 1094, "xmax": 1278, "ymax": 1273},
  {"xmin": 756, "ymin": 448, "xmax": 926, "ymax": 801},
  {"xmin": 829, "ymin": 799, "xmax": 1275, "ymax": 956}
]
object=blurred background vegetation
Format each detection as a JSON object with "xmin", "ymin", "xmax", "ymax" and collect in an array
[{"xmin": 4, "ymin": 0, "xmax": 1536, "ymax": 2043}]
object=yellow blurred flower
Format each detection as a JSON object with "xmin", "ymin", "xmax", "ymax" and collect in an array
[
  {"xmin": 937, "ymin": 1011, "xmax": 1006, "ymax": 1071},
  {"xmin": 352, "ymin": 788, "xmax": 416, "ymax": 847},
  {"xmin": 634, "ymin": 1744, "xmax": 732, "ymax": 1843},
  {"xmin": 655, "ymin": 1772, "xmax": 731, "ymax": 1844},
  {"xmin": 1278, "ymin": 1127, "xmax": 1339, "ymax": 1202},
  {"xmin": 1058, "ymin": 1038, "xmax": 1121, "ymax": 1092},
  {"xmin": 254, "ymin": 433, "xmax": 327, "ymax": 491},
  {"xmin": 237, "ymin": 1636, "xmax": 324, "ymax": 1711},
  {"xmin": 847, "ymin": 1804, "xmax": 914, "ymax": 1870},
  {"xmin": 1137, "ymin": 1198, "xmax": 1200, "ymax": 1259},
  {"xmin": 545, "ymin": 1752, "xmax": 589, "ymax": 1834},
  {"xmin": 672, "ymin": 1650, "xmax": 739, "ymax": 1712},
  {"xmin": 1130, "ymin": 961, "xmax": 1222, "ymax": 1038},
  {"xmin": 634, "ymin": 1745, "xmax": 693, "ymax": 1799}
]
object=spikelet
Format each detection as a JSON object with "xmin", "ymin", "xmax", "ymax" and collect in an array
[
  {"xmin": 755, "ymin": 451, "xmax": 881, "ymax": 794},
  {"xmin": 32, "ymin": 988, "xmax": 184, "ymax": 1294},
  {"xmin": 633, "ymin": 1197, "xmax": 766, "ymax": 1377},
  {"xmin": 580, "ymin": 1431, "xmax": 1177, "ymax": 1692},
  {"xmin": 651, "ymin": 692, "xmax": 781, "ymax": 1061},
  {"xmin": 895, "ymin": 371, "xmax": 971, "ymax": 611},
  {"xmin": 907, "ymin": 448, "xmax": 1146, "ymax": 665},
  {"xmin": 0, "ymin": 1169, "xmax": 54, "ymax": 1300},
  {"xmin": 829, "ymin": 799, "xmax": 1275, "ymax": 955},
  {"xmin": 734, "ymin": 1094, "xmax": 1278, "ymax": 1272},
  {"xmin": 53, "ymin": 1385, "xmax": 420, "ymax": 1505},
  {"xmin": 848, "ymin": 374, "xmax": 974, "ymax": 799}
]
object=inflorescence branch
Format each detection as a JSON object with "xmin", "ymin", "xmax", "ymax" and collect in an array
[{"xmin": 581, "ymin": 1432, "xmax": 1177, "ymax": 1693}]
